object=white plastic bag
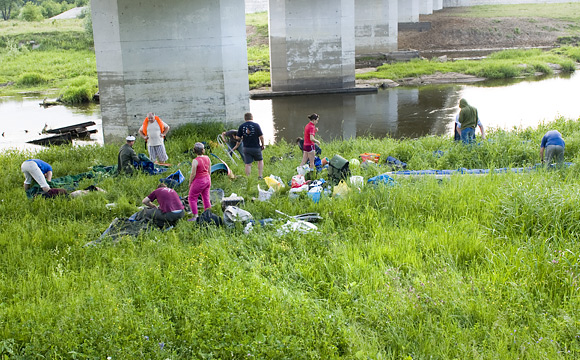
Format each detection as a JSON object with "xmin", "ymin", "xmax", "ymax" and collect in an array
[
  {"xmin": 223, "ymin": 206, "xmax": 253, "ymax": 227},
  {"xmin": 276, "ymin": 220, "xmax": 318, "ymax": 235},
  {"xmin": 349, "ymin": 175, "xmax": 364, "ymax": 187},
  {"xmin": 257, "ymin": 185, "xmax": 275, "ymax": 201},
  {"xmin": 296, "ymin": 165, "xmax": 310, "ymax": 176}
]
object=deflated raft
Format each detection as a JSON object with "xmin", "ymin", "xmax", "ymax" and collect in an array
[{"xmin": 385, "ymin": 163, "xmax": 573, "ymax": 179}]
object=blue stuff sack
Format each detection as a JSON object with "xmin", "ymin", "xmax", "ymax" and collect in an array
[
  {"xmin": 367, "ymin": 174, "xmax": 396, "ymax": 186},
  {"xmin": 160, "ymin": 170, "xmax": 185, "ymax": 188}
]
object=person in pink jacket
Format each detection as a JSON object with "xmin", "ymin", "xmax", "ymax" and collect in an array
[{"xmin": 187, "ymin": 142, "xmax": 212, "ymax": 222}]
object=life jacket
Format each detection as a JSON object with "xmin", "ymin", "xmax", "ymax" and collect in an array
[{"xmin": 142, "ymin": 116, "xmax": 164, "ymax": 136}]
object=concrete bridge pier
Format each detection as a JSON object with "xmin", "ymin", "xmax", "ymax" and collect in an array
[
  {"xmin": 442, "ymin": 0, "xmax": 469, "ymax": 5},
  {"xmin": 420, "ymin": 0, "xmax": 434, "ymax": 14},
  {"xmin": 355, "ymin": 0, "xmax": 398, "ymax": 55},
  {"xmin": 91, "ymin": 0, "xmax": 249, "ymax": 143},
  {"xmin": 433, "ymin": 0, "xmax": 443, "ymax": 10},
  {"xmin": 398, "ymin": 0, "xmax": 420, "ymax": 22},
  {"xmin": 268, "ymin": 0, "xmax": 355, "ymax": 92}
]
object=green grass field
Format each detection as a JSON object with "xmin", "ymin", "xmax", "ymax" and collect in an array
[{"xmin": 1, "ymin": 118, "xmax": 580, "ymax": 358}]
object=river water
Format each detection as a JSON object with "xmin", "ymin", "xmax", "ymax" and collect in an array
[{"xmin": 2, "ymin": 72, "xmax": 580, "ymax": 153}]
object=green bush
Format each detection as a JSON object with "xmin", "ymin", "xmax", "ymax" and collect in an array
[
  {"xmin": 20, "ymin": 3, "xmax": 44, "ymax": 22},
  {"xmin": 558, "ymin": 59, "xmax": 577, "ymax": 72},
  {"xmin": 531, "ymin": 62, "xmax": 553, "ymax": 75},
  {"xmin": 17, "ymin": 72, "xmax": 48, "ymax": 85},
  {"xmin": 82, "ymin": 7, "xmax": 92, "ymax": 38},
  {"xmin": 249, "ymin": 70, "xmax": 270, "ymax": 89},
  {"xmin": 40, "ymin": 1, "xmax": 63, "ymax": 19},
  {"xmin": 58, "ymin": 76, "xmax": 98, "ymax": 104}
]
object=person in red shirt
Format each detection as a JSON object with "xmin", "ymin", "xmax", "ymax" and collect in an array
[
  {"xmin": 299, "ymin": 113, "xmax": 321, "ymax": 171},
  {"xmin": 141, "ymin": 183, "xmax": 185, "ymax": 227}
]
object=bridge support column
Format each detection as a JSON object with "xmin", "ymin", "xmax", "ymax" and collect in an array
[
  {"xmin": 91, "ymin": 0, "xmax": 249, "ymax": 143},
  {"xmin": 268, "ymin": 0, "xmax": 355, "ymax": 92},
  {"xmin": 420, "ymin": 0, "xmax": 434, "ymax": 14},
  {"xmin": 355, "ymin": 0, "xmax": 398, "ymax": 54},
  {"xmin": 433, "ymin": 0, "xmax": 443, "ymax": 10},
  {"xmin": 442, "ymin": 0, "xmax": 471, "ymax": 6},
  {"xmin": 398, "ymin": 0, "xmax": 419, "ymax": 22}
]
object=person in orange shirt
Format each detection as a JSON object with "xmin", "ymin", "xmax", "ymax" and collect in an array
[{"xmin": 139, "ymin": 112, "xmax": 170, "ymax": 164}]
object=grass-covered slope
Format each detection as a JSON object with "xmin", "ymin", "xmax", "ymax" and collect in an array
[{"xmin": 1, "ymin": 118, "xmax": 580, "ymax": 358}]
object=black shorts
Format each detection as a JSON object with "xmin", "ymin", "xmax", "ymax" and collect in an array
[{"xmin": 243, "ymin": 147, "xmax": 263, "ymax": 164}]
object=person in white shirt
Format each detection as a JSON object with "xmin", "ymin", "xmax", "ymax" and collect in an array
[{"xmin": 139, "ymin": 112, "xmax": 170, "ymax": 164}]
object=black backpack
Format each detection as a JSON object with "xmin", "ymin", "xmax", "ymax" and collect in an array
[{"xmin": 197, "ymin": 209, "xmax": 223, "ymax": 226}]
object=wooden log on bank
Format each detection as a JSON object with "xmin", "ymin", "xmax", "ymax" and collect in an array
[{"xmin": 28, "ymin": 121, "xmax": 98, "ymax": 146}]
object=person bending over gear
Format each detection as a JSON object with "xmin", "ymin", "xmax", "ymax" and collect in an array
[
  {"xmin": 221, "ymin": 129, "xmax": 245, "ymax": 162},
  {"xmin": 540, "ymin": 130, "xmax": 565, "ymax": 166},
  {"xmin": 21, "ymin": 159, "xmax": 52, "ymax": 193},
  {"xmin": 141, "ymin": 183, "xmax": 185, "ymax": 228}
]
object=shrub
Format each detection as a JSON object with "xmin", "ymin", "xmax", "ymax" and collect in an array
[
  {"xmin": 82, "ymin": 7, "xmax": 93, "ymax": 38},
  {"xmin": 531, "ymin": 62, "xmax": 552, "ymax": 75},
  {"xmin": 58, "ymin": 76, "xmax": 98, "ymax": 104},
  {"xmin": 559, "ymin": 46, "xmax": 580, "ymax": 62},
  {"xmin": 20, "ymin": 3, "xmax": 44, "ymax": 22},
  {"xmin": 17, "ymin": 72, "xmax": 48, "ymax": 86},
  {"xmin": 249, "ymin": 71, "xmax": 270, "ymax": 89},
  {"xmin": 558, "ymin": 59, "xmax": 576, "ymax": 72},
  {"xmin": 40, "ymin": 1, "xmax": 63, "ymax": 19}
]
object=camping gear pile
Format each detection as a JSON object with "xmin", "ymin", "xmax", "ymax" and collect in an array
[{"xmin": 77, "ymin": 145, "xmax": 412, "ymax": 244}]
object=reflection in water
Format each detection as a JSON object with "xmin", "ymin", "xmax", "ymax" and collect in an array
[
  {"xmin": 251, "ymin": 72, "xmax": 580, "ymax": 144},
  {"xmin": 2, "ymin": 73, "xmax": 580, "ymax": 152}
]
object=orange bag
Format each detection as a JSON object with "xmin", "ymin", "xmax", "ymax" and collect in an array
[{"xmin": 360, "ymin": 153, "xmax": 381, "ymax": 163}]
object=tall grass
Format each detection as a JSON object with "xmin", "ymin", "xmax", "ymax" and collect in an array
[
  {"xmin": 58, "ymin": 75, "xmax": 98, "ymax": 104},
  {"xmin": 1, "ymin": 117, "xmax": 580, "ymax": 358},
  {"xmin": 360, "ymin": 47, "xmax": 578, "ymax": 81}
]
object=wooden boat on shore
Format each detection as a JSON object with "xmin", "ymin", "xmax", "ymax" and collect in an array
[{"xmin": 27, "ymin": 121, "xmax": 98, "ymax": 146}]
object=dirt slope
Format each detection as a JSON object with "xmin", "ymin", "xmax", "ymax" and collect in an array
[{"xmin": 398, "ymin": 8, "xmax": 574, "ymax": 51}]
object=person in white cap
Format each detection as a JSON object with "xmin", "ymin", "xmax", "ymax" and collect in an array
[{"xmin": 117, "ymin": 135, "xmax": 140, "ymax": 175}]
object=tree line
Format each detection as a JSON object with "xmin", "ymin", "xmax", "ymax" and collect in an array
[{"xmin": 0, "ymin": 0, "xmax": 88, "ymax": 21}]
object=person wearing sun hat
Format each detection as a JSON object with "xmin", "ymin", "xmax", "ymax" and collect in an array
[{"xmin": 117, "ymin": 135, "xmax": 140, "ymax": 175}]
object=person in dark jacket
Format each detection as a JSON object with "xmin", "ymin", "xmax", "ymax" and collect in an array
[
  {"xmin": 457, "ymin": 98, "xmax": 480, "ymax": 144},
  {"xmin": 118, "ymin": 135, "xmax": 140, "ymax": 175},
  {"xmin": 295, "ymin": 137, "xmax": 322, "ymax": 155},
  {"xmin": 221, "ymin": 129, "xmax": 245, "ymax": 162}
]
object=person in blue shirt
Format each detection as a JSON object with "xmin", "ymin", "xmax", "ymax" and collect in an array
[
  {"xmin": 21, "ymin": 159, "xmax": 52, "ymax": 192},
  {"xmin": 540, "ymin": 130, "xmax": 565, "ymax": 166}
]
